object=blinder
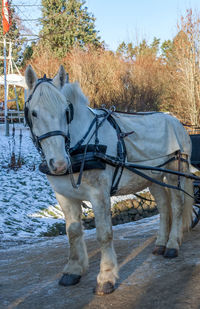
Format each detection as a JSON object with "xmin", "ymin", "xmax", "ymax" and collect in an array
[
  {"xmin": 66, "ymin": 102, "xmax": 74, "ymax": 124},
  {"xmin": 24, "ymin": 106, "xmax": 32, "ymax": 128}
]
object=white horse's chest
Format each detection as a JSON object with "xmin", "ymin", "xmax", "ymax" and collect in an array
[{"xmin": 47, "ymin": 168, "xmax": 111, "ymax": 201}]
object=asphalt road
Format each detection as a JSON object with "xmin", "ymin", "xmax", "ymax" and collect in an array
[{"xmin": 1, "ymin": 217, "xmax": 200, "ymax": 309}]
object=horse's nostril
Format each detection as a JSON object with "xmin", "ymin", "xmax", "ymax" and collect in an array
[
  {"xmin": 49, "ymin": 159, "xmax": 67, "ymax": 173},
  {"xmin": 49, "ymin": 159, "xmax": 56, "ymax": 171}
]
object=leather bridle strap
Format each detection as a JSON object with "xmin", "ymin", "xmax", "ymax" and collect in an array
[
  {"xmin": 37, "ymin": 130, "xmax": 68, "ymax": 142},
  {"xmin": 26, "ymin": 76, "xmax": 54, "ymax": 104},
  {"xmin": 35, "ymin": 130, "xmax": 69, "ymax": 155}
]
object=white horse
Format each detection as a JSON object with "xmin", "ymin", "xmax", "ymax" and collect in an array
[{"xmin": 25, "ymin": 65, "xmax": 193, "ymax": 295}]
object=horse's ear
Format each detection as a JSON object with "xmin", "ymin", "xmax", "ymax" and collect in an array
[
  {"xmin": 53, "ymin": 65, "xmax": 66, "ymax": 89},
  {"xmin": 25, "ymin": 65, "xmax": 38, "ymax": 91}
]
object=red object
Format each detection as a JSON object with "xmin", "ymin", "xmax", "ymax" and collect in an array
[{"xmin": 2, "ymin": 0, "xmax": 11, "ymax": 34}]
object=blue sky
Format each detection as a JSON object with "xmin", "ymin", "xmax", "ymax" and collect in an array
[
  {"xmin": 85, "ymin": 0, "xmax": 200, "ymax": 51},
  {"xmin": 12, "ymin": 0, "xmax": 200, "ymax": 50}
]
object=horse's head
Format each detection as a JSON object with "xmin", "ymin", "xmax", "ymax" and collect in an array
[{"xmin": 25, "ymin": 65, "xmax": 71, "ymax": 175}]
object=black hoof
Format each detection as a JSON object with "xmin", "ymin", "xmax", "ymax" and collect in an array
[
  {"xmin": 164, "ymin": 248, "xmax": 178, "ymax": 258},
  {"xmin": 93, "ymin": 281, "xmax": 115, "ymax": 296},
  {"xmin": 152, "ymin": 245, "xmax": 166, "ymax": 256},
  {"xmin": 59, "ymin": 273, "xmax": 81, "ymax": 286}
]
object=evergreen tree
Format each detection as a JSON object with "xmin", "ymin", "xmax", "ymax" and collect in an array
[
  {"xmin": 116, "ymin": 38, "xmax": 160, "ymax": 60},
  {"xmin": 116, "ymin": 41, "xmax": 126, "ymax": 56},
  {"xmin": 150, "ymin": 37, "xmax": 160, "ymax": 55},
  {"xmin": 40, "ymin": 0, "xmax": 102, "ymax": 57},
  {"xmin": 161, "ymin": 39, "xmax": 173, "ymax": 60}
]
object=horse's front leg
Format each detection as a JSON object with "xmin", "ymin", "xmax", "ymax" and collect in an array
[
  {"xmin": 91, "ymin": 193, "xmax": 118, "ymax": 295},
  {"xmin": 55, "ymin": 192, "xmax": 88, "ymax": 286}
]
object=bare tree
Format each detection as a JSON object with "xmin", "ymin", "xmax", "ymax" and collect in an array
[{"xmin": 169, "ymin": 10, "xmax": 200, "ymax": 126}]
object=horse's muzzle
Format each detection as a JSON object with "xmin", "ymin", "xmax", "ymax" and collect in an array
[{"xmin": 49, "ymin": 159, "xmax": 68, "ymax": 175}]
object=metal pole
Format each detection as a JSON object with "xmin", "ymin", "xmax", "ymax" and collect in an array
[{"xmin": 3, "ymin": 37, "xmax": 9, "ymax": 136}]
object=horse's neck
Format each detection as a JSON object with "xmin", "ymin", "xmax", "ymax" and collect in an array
[{"xmin": 69, "ymin": 105, "xmax": 95, "ymax": 147}]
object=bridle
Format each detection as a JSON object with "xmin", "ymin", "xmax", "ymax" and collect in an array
[{"xmin": 24, "ymin": 75, "xmax": 74, "ymax": 156}]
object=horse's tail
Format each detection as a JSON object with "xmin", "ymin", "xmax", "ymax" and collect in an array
[{"xmin": 182, "ymin": 177, "xmax": 193, "ymax": 231}]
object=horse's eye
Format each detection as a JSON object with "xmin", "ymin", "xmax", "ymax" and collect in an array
[{"xmin": 32, "ymin": 110, "xmax": 37, "ymax": 117}]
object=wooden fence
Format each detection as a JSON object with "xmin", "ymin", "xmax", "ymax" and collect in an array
[{"xmin": 0, "ymin": 110, "xmax": 24, "ymax": 123}]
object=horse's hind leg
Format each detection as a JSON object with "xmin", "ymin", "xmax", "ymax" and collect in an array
[
  {"xmin": 164, "ymin": 181, "xmax": 183, "ymax": 258},
  {"xmin": 149, "ymin": 184, "xmax": 171, "ymax": 255},
  {"xmin": 91, "ymin": 193, "xmax": 118, "ymax": 295},
  {"xmin": 164, "ymin": 175, "xmax": 193, "ymax": 258},
  {"xmin": 55, "ymin": 193, "xmax": 88, "ymax": 286}
]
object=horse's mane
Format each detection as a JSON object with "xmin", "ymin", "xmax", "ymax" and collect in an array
[
  {"xmin": 31, "ymin": 82, "xmax": 67, "ymax": 114},
  {"xmin": 30, "ymin": 82, "xmax": 89, "ymax": 116},
  {"xmin": 61, "ymin": 82, "xmax": 89, "ymax": 107}
]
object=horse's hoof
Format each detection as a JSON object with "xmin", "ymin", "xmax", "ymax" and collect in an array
[
  {"xmin": 152, "ymin": 245, "xmax": 166, "ymax": 256},
  {"xmin": 164, "ymin": 248, "xmax": 178, "ymax": 258},
  {"xmin": 59, "ymin": 273, "xmax": 81, "ymax": 286},
  {"xmin": 93, "ymin": 281, "xmax": 115, "ymax": 295}
]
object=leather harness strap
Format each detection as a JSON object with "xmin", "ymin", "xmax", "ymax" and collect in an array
[
  {"xmin": 105, "ymin": 112, "xmax": 127, "ymax": 195},
  {"xmin": 66, "ymin": 108, "xmax": 115, "ymax": 189},
  {"xmin": 94, "ymin": 151, "xmax": 197, "ymax": 199}
]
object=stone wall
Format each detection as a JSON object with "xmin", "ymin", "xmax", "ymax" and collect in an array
[
  {"xmin": 42, "ymin": 192, "xmax": 158, "ymax": 236},
  {"xmin": 82, "ymin": 192, "xmax": 158, "ymax": 229}
]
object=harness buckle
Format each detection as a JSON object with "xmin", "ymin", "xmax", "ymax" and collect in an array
[{"xmin": 118, "ymin": 131, "xmax": 135, "ymax": 139}]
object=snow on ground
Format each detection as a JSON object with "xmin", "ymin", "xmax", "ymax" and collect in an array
[
  {"xmin": 0, "ymin": 124, "xmax": 61, "ymax": 241},
  {"xmin": 0, "ymin": 123, "xmax": 154, "ymax": 247}
]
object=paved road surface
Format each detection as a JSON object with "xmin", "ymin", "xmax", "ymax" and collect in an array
[{"xmin": 1, "ymin": 216, "xmax": 200, "ymax": 309}]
